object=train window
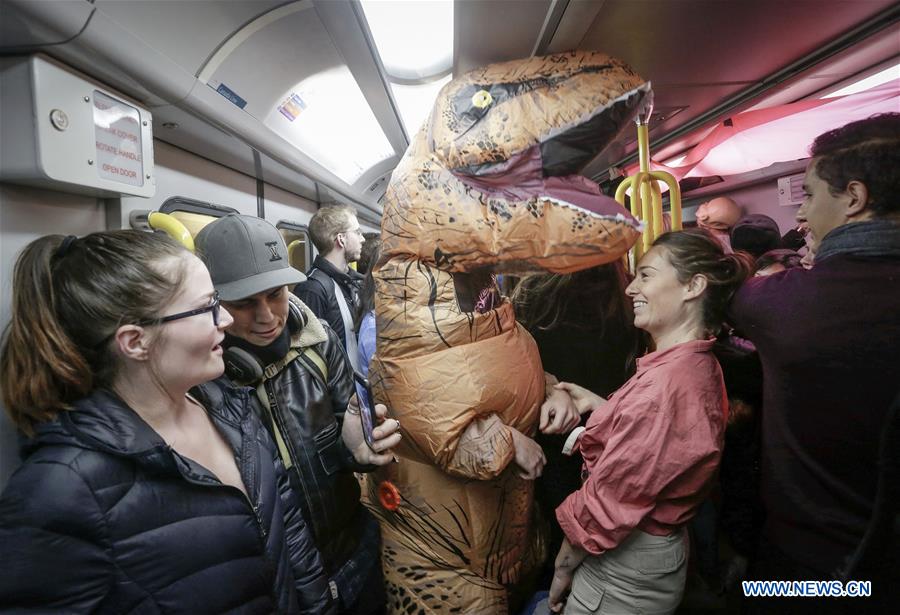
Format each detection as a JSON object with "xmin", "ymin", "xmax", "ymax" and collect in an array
[
  {"xmin": 276, "ymin": 221, "xmax": 312, "ymax": 274},
  {"xmin": 159, "ymin": 197, "xmax": 239, "ymax": 237}
]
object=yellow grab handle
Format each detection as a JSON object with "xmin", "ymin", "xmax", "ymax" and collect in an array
[
  {"xmin": 650, "ymin": 170, "xmax": 682, "ymax": 231},
  {"xmin": 148, "ymin": 211, "xmax": 195, "ymax": 253},
  {"xmin": 287, "ymin": 239, "xmax": 304, "ymax": 264},
  {"xmin": 615, "ymin": 106, "xmax": 684, "ymax": 269}
]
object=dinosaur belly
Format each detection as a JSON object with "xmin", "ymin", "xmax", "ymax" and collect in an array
[
  {"xmin": 371, "ymin": 310, "xmax": 543, "ymax": 473},
  {"xmin": 363, "ymin": 458, "xmax": 546, "ymax": 615},
  {"xmin": 367, "ymin": 296, "xmax": 545, "ymax": 613}
]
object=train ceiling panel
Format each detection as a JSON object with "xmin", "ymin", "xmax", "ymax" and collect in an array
[
  {"xmin": 94, "ymin": 0, "xmax": 288, "ymax": 76},
  {"xmin": 575, "ymin": 0, "xmax": 899, "ymax": 173},
  {"xmin": 201, "ymin": 4, "xmax": 338, "ymax": 120},
  {"xmin": 1, "ymin": 0, "xmax": 897, "ymax": 217},
  {"xmin": 454, "ymin": 0, "xmax": 553, "ymax": 74},
  {"xmin": 192, "ymin": 3, "xmax": 397, "ymax": 186},
  {"xmin": 0, "ymin": 0, "xmax": 94, "ymax": 48}
]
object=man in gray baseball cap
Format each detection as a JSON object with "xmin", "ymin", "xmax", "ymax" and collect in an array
[
  {"xmin": 196, "ymin": 214, "xmax": 398, "ymax": 614},
  {"xmin": 199, "ymin": 213, "xmax": 307, "ymax": 301}
]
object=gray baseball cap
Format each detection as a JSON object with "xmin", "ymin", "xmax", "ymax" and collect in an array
[{"xmin": 195, "ymin": 214, "xmax": 306, "ymax": 301}]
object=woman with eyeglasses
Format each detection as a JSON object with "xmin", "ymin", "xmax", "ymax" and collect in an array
[{"xmin": 0, "ymin": 231, "xmax": 334, "ymax": 613}]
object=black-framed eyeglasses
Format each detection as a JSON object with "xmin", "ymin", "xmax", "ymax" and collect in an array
[{"xmin": 136, "ymin": 291, "xmax": 221, "ymax": 327}]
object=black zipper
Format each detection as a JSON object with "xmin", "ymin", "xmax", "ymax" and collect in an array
[
  {"xmin": 170, "ymin": 447, "xmax": 266, "ymax": 539},
  {"xmin": 169, "ymin": 445, "xmax": 280, "ymax": 605}
]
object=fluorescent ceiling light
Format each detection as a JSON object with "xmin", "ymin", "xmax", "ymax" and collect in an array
[
  {"xmin": 821, "ymin": 62, "xmax": 900, "ymax": 98},
  {"xmin": 662, "ymin": 154, "xmax": 687, "ymax": 167},
  {"xmin": 391, "ymin": 74, "xmax": 452, "ymax": 136},
  {"xmin": 360, "ymin": 0, "xmax": 453, "ymax": 81},
  {"xmin": 264, "ymin": 66, "xmax": 395, "ymax": 185}
]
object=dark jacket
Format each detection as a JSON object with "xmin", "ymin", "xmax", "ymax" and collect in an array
[
  {"xmin": 713, "ymin": 333, "xmax": 764, "ymax": 558},
  {"xmin": 0, "ymin": 378, "xmax": 333, "ymax": 614},
  {"xmin": 729, "ymin": 220, "xmax": 900, "ymax": 577},
  {"xmin": 294, "ymin": 254, "xmax": 364, "ymax": 346},
  {"xmin": 524, "ymin": 301, "xmax": 638, "ymax": 577},
  {"xmin": 228, "ymin": 296, "xmax": 378, "ymax": 610}
]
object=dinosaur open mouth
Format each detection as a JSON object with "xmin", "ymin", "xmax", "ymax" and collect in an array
[
  {"xmin": 540, "ymin": 174, "xmax": 635, "ymax": 221},
  {"xmin": 540, "ymin": 85, "xmax": 650, "ymax": 177},
  {"xmin": 453, "ymin": 144, "xmax": 640, "ymax": 225}
]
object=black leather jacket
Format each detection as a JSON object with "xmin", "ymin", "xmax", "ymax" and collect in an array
[
  {"xmin": 0, "ymin": 378, "xmax": 333, "ymax": 614},
  {"xmin": 227, "ymin": 296, "xmax": 375, "ymax": 605}
]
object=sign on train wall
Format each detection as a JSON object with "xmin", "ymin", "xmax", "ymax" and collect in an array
[
  {"xmin": 0, "ymin": 54, "xmax": 156, "ymax": 198},
  {"xmin": 93, "ymin": 91, "xmax": 145, "ymax": 187}
]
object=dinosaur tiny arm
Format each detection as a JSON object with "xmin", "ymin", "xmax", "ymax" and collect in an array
[{"xmin": 441, "ymin": 414, "xmax": 516, "ymax": 480}]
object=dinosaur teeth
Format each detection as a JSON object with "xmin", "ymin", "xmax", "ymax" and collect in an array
[
  {"xmin": 540, "ymin": 196, "xmax": 601, "ymax": 217},
  {"xmin": 540, "ymin": 196, "xmax": 642, "ymax": 230}
]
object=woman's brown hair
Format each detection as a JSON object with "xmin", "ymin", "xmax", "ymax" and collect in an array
[
  {"xmin": 355, "ymin": 238, "xmax": 382, "ymax": 331},
  {"xmin": 652, "ymin": 229, "xmax": 754, "ymax": 334},
  {"xmin": 511, "ymin": 260, "xmax": 646, "ymax": 374},
  {"xmin": 0, "ymin": 231, "xmax": 189, "ymax": 435}
]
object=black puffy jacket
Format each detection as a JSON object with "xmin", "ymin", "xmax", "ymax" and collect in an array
[
  {"xmin": 0, "ymin": 378, "xmax": 334, "ymax": 614},
  {"xmin": 230, "ymin": 297, "xmax": 377, "ymax": 609}
]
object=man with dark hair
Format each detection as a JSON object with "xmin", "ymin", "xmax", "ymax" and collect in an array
[
  {"xmin": 295, "ymin": 204, "xmax": 365, "ymax": 369},
  {"xmin": 729, "ymin": 113, "xmax": 900, "ymax": 613},
  {"xmin": 731, "ymin": 214, "xmax": 782, "ymax": 259},
  {"xmin": 197, "ymin": 214, "xmax": 400, "ymax": 614}
]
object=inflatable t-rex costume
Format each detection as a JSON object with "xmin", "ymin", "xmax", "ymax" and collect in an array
[{"xmin": 366, "ymin": 51, "xmax": 650, "ymax": 614}]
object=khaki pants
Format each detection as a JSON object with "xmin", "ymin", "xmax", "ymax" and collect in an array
[{"xmin": 565, "ymin": 529, "xmax": 687, "ymax": 615}]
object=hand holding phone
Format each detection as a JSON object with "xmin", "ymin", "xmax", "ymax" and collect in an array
[{"xmin": 352, "ymin": 371, "xmax": 378, "ymax": 452}]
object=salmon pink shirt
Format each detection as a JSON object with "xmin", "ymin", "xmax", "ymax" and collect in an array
[{"xmin": 556, "ymin": 338, "xmax": 728, "ymax": 555}]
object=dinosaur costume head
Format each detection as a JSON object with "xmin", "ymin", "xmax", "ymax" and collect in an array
[{"xmin": 380, "ymin": 50, "xmax": 650, "ymax": 274}]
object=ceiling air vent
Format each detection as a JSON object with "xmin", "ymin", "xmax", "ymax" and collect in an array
[
  {"xmin": 777, "ymin": 172, "xmax": 805, "ymax": 207},
  {"xmin": 650, "ymin": 106, "xmax": 687, "ymax": 124}
]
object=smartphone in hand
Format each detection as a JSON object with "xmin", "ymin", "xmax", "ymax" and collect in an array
[{"xmin": 352, "ymin": 371, "xmax": 378, "ymax": 452}]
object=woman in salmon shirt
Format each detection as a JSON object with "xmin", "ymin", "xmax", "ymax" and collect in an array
[{"xmin": 548, "ymin": 229, "xmax": 753, "ymax": 614}]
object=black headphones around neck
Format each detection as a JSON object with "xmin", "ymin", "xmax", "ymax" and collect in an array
[{"xmin": 286, "ymin": 298, "xmax": 308, "ymax": 333}]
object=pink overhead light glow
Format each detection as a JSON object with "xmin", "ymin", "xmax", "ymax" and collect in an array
[{"xmin": 628, "ymin": 80, "xmax": 899, "ymax": 190}]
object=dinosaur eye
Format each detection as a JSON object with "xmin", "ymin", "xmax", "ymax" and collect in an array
[{"xmin": 471, "ymin": 89, "xmax": 493, "ymax": 109}]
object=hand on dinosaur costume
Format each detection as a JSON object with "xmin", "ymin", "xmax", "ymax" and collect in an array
[
  {"xmin": 342, "ymin": 395, "xmax": 402, "ymax": 466},
  {"xmin": 509, "ymin": 427, "xmax": 546, "ymax": 480},
  {"xmin": 554, "ymin": 382, "xmax": 608, "ymax": 416},
  {"xmin": 540, "ymin": 388, "xmax": 581, "ymax": 434}
]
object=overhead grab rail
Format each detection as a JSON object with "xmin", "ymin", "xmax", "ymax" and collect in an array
[{"xmin": 615, "ymin": 101, "xmax": 682, "ymax": 268}]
